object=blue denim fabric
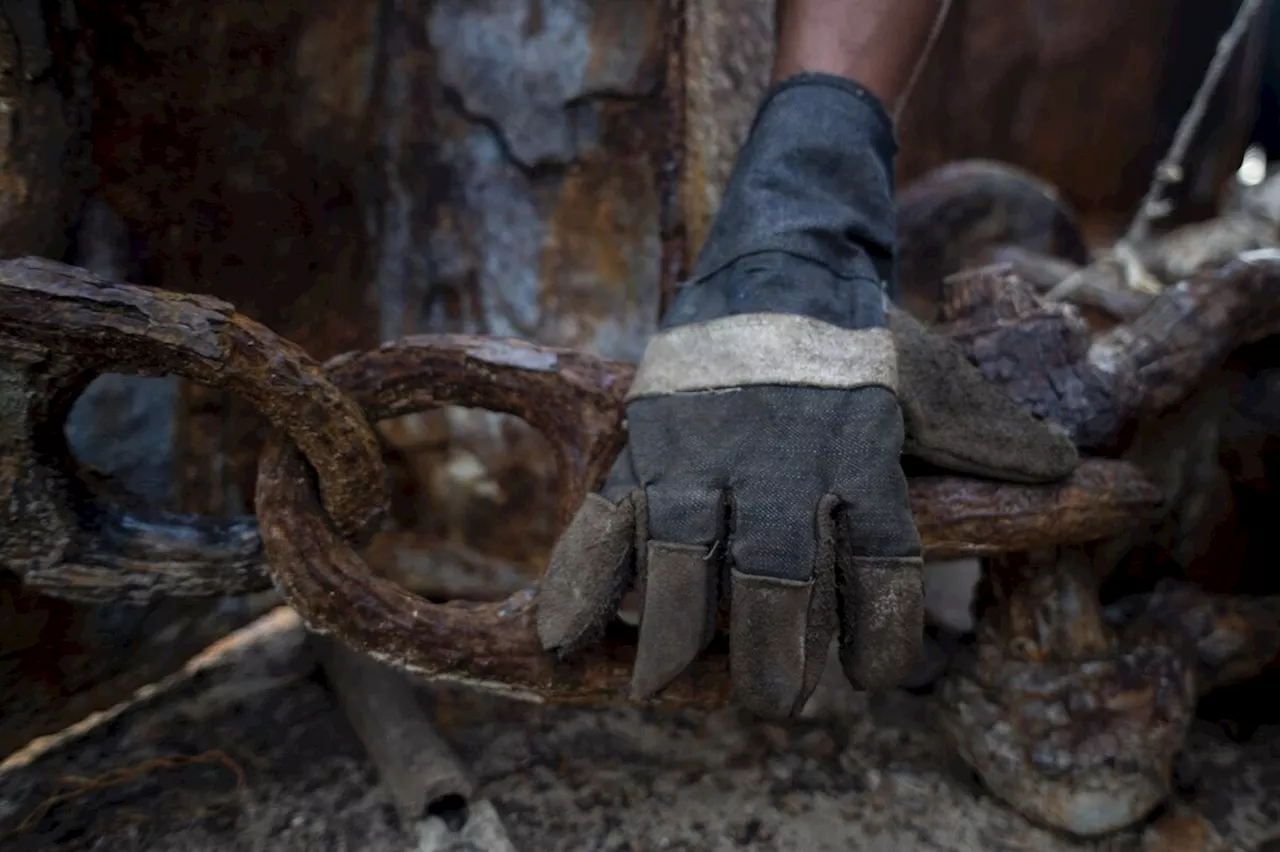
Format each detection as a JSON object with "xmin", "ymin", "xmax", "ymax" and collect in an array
[{"xmin": 663, "ymin": 73, "xmax": 897, "ymax": 332}]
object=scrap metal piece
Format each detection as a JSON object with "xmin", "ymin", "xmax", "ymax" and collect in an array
[
  {"xmin": 940, "ymin": 254, "xmax": 1280, "ymax": 449},
  {"xmin": 321, "ymin": 639, "xmax": 475, "ymax": 824},
  {"xmin": 937, "ymin": 555, "xmax": 1280, "ymax": 837},
  {"xmin": 0, "ymin": 256, "xmax": 389, "ymax": 602}
]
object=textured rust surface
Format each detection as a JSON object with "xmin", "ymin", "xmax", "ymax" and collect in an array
[
  {"xmin": 67, "ymin": 0, "xmax": 671, "ymax": 540},
  {"xmin": 2, "ymin": 257, "xmax": 1191, "ymax": 612},
  {"xmin": 938, "ymin": 255, "xmax": 1280, "ymax": 450},
  {"xmin": 938, "ymin": 555, "xmax": 1198, "ymax": 836},
  {"xmin": 678, "ymin": 0, "xmax": 774, "ymax": 270},
  {"xmin": 51, "ymin": 0, "xmax": 1268, "ymax": 615},
  {"xmin": 78, "ymin": 0, "xmax": 380, "ymax": 356},
  {"xmin": 0, "ymin": 0, "xmax": 1274, "ymax": 754},
  {"xmin": 73, "ymin": 0, "xmax": 390, "ymax": 518},
  {"xmin": 0, "ymin": 1, "xmax": 87, "ymax": 259},
  {"xmin": 0, "ymin": 257, "xmax": 387, "ymax": 602},
  {"xmin": 346, "ymin": 0, "xmax": 672, "ymax": 589},
  {"xmin": 909, "ymin": 460, "xmax": 1162, "ymax": 560},
  {"xmin": 938, "ymin": 562, "xmax": 1280, "ymax": 836}
]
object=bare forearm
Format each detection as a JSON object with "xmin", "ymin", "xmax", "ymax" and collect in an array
[{"xmin": 773, "ymin": 0, "xmax": 949, "ymax": 114}]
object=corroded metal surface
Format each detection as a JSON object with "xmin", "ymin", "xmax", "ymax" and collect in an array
[
  {"xmin": 938, "ymin": 553, "xmax": 1197, "ymax": 837},
  {"xmin": 354, "ymin": 0, "xmax": 671, "ymax": 584},
  {"xmin": 938, "ymin": 559, "xmax": 1280, "ymax": 836},
  {"xmin": 54, "ymin": 0, "xmax": 1270, "ymax": 605},
  {"xmin": 0, "ymin": 0, "xmax": 1275, "ymax": 800},
  {"xmin": 76, "ymin": 0, "xmax": 388, "ymax": 518},
  {"xmin": 0, "ymin": 257, "xmax": 387, "ymax": 602},
  {"xmin": 937, "ymin": 254, "xmax": 1280, "ymax": 449}
]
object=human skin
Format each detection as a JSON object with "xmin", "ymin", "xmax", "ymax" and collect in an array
[{"xmin": 773, "ymin": 0, "xmax": 951, "ymax": 115}]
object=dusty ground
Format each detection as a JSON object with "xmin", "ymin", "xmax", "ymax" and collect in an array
[{"xmin": 0, "ymin": 612, "xmax": 1277, "ymax": 852}]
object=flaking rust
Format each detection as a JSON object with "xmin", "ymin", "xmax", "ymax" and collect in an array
[
  {"xmin": 0, "ymin": 256, "xmax": 387, "ymax": 603},
  {"xmin": 938, "ymin": 556, "xmax": 1280, "ymax": 837},
  {"xmin": 4, "ymin": 197, "xmax": 1280, "ymax": 835}
]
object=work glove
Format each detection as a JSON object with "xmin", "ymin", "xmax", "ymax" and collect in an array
[{"xmin": 536, "ymin": 74, "xmax": 1077, "ymax": 718}]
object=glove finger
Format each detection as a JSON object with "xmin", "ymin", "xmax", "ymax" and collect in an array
[
  {"xmin": 834, "ymin": 387, "xmax": 920, "ymax": 557},
  {"xmin": 729, "ymin": 493, "xmax": 842, "ymax": 719},
  {"xmin": 537, "ymin": 448, "xmax": 643, "ymax": 656},
  {"xmin": 832, "ymin": 401, "xmax": 925, "ymax": 691},
  {"xmin": 835, "ymin": 499, "xmax": 924, "ymax": 690},
  {"xmin": 630, "ymin": 540, "xmax": 719, "ymax": 700},
  {"xmin": 836, "ymin": 551, "xmax": 924, "ymax": 690},
  {"xmin": 885, "ymin": 304, "xmax": 1078, "ymax": 483},
  {"xmin": 629, "ymin": 468, "xmax": 726, "ymax": 699}
]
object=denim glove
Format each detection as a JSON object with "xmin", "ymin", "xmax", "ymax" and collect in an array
[{"xmin": 537, "ymin": 74, "xmax": 1076, "ymax": 718}]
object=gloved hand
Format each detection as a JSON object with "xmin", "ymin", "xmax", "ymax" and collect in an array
[{"xmin": 536, "ymin": 74, "xmax": 1077, "ymax": 718}]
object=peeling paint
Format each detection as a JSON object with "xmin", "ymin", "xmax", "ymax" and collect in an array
[
  {"xmin": 429, "ymin": 0, "xmax": 654, "ymax": 169},
  {"xmin": 468, "ymin": 339, "xmax": 560, "ymax": 372}
]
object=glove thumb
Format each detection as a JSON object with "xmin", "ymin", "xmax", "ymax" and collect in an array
[
  {"xmin": 886, "ymin": 305, "xmax": 1078, "ymax": 483},
  {"xmin": 537, "ymin": 446, "xmax": 643, "ymax": 656}
]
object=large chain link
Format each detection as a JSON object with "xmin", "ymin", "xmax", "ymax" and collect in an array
[
  {"xmin": 5, "ymin": 254, "xmax": 1225, "ymax": 705},
  {"xmin": 0, "ymin": 257, "xmax": 386, "ymax": 604}
]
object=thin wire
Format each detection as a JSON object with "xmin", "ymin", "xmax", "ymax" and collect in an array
[
  {"xmin": 894, "ymin": 0, "xmax": 955, "ymax": 122},
  {"xmin": 1048, "ymin": 0, "xmax": 1268, "ymax": 304},
  {"xmin": 1125, "ymin": 0, "xmax": 1268, "ymax": 245}
]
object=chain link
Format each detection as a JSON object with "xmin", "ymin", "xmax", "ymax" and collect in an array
[{"xmin": 0, "ymin": 256, "xmax": 386, "ymax": 603}]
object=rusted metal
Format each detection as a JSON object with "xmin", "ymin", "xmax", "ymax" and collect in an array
[
  {"xmin": 0, "ymin": 256, "xmax": 388, "ymax": 603},
  {"xmin": 896, "ymin": 160, "xmax": 1091, "ymax": 322},
  {"xmin": 0, "ymin": 252, "xmax": 1170, "ymax": 608},
  {"xmin": 939, "ymin": 253, "xmax": 1280, "ymax": 449},
  {"xmin": 657, "ymin": 0, "xmax": 689, "ymax": 317},
  {"xmin": 254, "ymin": 251, "xmax": 1280, "ymax": 705},
  {"xmin": 0, "ymin": 0, "xmax": 86, "ymax": 261},
  {"xmin": 937, "ymin": 555, "xmax": 1280, "ymax": 836},
  {"xmin": 938, "ymin": 552, "xmax": 1198, "ymax": 837},
  {"xmin": 674, "ymin": 1, "xmax": 1269, "ymax": 250}
]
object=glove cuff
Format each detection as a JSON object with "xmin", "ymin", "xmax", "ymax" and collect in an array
[
  {"xmin": 626, "ymin": 312, "xmax": 898, "ymax": 401},
  {"xmin": 687, "ymin": 71, "xmax": 897, "ymax": 290},
  {"xmin": 661, "ymin": 72, "xmax": 898, "ymax": 334}
]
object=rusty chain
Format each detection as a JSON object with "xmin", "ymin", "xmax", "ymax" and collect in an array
[
  {"xmin": 13, "ymin": 250, "xmax": 1280, "ymax": 705},
  {"xmin": 0, "ymin": 257, "xmax": 385, "ymax": 604}
]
